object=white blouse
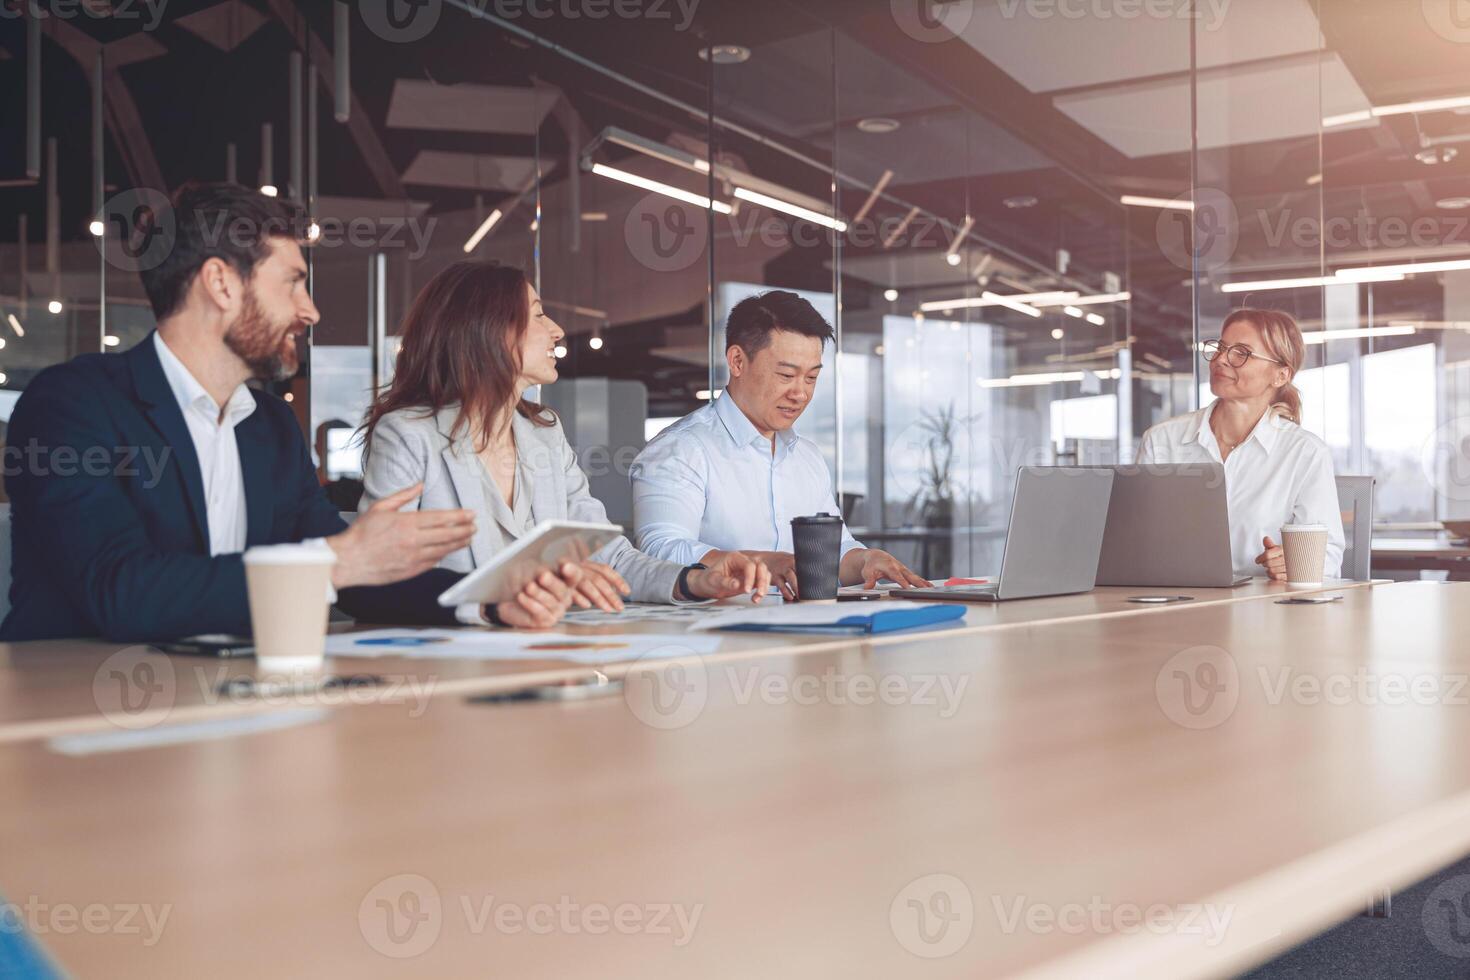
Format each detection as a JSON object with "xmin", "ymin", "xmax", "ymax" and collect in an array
[{"xmin": 1137, "ymin": 404, "xmax": 1345, "ymax": 579}]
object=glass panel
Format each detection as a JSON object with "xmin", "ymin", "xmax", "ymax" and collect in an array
[
  {"xmin": 531, "ymin": 17, "xmax": 714, "ymax": 529},
  {"xmin": 1310, "ymin": 3, "xmax": 1470, "ymax": 530},
  {"xmin": 831, "ymin": 11, "xmax": 1146, "ymax": 578},
  {"xmin": 1189, "ymin": 0, "xmax": 1333, "ymax": 430},
  {"xmin": 708, "ymin": 18, "xmax": 840, "ymax": 540}
]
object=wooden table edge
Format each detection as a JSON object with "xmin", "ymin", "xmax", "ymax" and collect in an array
[{"xmin": 1013, "ymin": 787, "xmax": 1470, "ymax": 980}]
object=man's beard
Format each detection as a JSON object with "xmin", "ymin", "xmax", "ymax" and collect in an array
[{"xmin": 225, "ymin": 290, "xmax": 300, "ymax": 382}]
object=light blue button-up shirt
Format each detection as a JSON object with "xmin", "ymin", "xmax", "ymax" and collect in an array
[{"xmin": 630, "ymin": 392, "xmax": 863, "ymax": 566}]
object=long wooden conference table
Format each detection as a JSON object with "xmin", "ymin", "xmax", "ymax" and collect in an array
[
  {"xmin": 11, "ymin": 578, "xmax": 1470, "ymax": 978},
  {"xmin": 0, "ymin": 580, "xmax": 1362, "ymax": 742}
]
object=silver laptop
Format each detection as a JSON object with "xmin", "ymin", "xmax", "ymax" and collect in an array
[
  {"xmin": 1095, "ymin": 464, "xmax": 1250, "ymax": 588},
  {"xmin": 895, "ymin": 466, "xmax": 1116, "ymax": 602}
]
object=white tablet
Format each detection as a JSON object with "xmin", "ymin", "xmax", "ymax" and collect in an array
[{"xmin": 436, "ymin": 520, "xmax": 623, "ymax": 607}]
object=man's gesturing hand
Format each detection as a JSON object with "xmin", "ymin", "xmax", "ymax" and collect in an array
[
  {"xmin": 739, "ymin": 550, "xmax": 797, "ymax": 600},
  {"xmin": 327, "ymin": 483, "xmax": 476, "ymax": 588},
  {"xmin": 682, "ymin": 550, "xmax": 773, "ymax": 601}
]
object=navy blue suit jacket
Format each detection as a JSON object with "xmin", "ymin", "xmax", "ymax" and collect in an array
[{"xmin": 0, "ymin": 333, "xmax": 463, "ymax": 642}]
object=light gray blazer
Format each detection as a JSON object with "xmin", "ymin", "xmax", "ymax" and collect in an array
[{"xmin": 359, "ymin": 404, "xmax": 683, "ymax": 603}]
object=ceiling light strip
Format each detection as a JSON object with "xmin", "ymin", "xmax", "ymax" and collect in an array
[
  {"xmin": 591, "ymin": 163, "xmax": 732, "ymax": 214},
  {"xmin": 733, "ymin": 187, "xmax": 846, "ymax": 231},
  {"xmin": 1120, "ymin": 194, "xmax": 1193, "ymax": 211},
  {"xmin": 462, "ymin": 209, "xmax": 503, "ymax": 253},
  {"xmin": 850, "ymin": 169, "xmax": 892, "ymax": 226},
  {"xmin": 1300, "ymin": 326, "xmax": 1416, "ymax": 345}
]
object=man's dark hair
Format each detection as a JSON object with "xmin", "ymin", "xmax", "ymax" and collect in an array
[
  {"xmin": 139, "ymin": 182, "xmax": 309, "ymax": 322},
  {"xmin": 725, "ymin": 290, "xmax": 834, "ymax": 357}
]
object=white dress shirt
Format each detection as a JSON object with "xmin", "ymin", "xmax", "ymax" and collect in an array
[
  {"xmin": 153, "ymin": 333, "xmax": 256, "ymax": 555},
  {"xmin": 630, "ymin": 391, "xmax": 863, "ymax": 565},
  {"xmin": 156, "ymin": 334, "xmax": 428, "ymax": 619},
  {"xmin": 1137, "ymin": 403, "xmax": 1345, "ymax": 579}
]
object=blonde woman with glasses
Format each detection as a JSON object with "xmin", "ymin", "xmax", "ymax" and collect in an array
[{"xmin": 1137, "ymin": 308, "xmax": 1344, "ymax": 581}]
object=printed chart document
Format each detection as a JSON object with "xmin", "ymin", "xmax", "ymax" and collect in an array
[
  {"xmin": 560, "ymin": 602, "xmax": 728, "ymax": 626},
  {"xmin": 325, "ymin": 629, "xmax": 722, "ymax": 664}
]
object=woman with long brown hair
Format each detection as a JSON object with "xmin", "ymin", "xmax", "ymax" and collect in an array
[
  {"xmin": 359, "ymin": 260, "xmax": 769, "ymax": 628},
  {"xmin": 1137, "ymin": 308, "xmax": 1344, "ymax": 581}
]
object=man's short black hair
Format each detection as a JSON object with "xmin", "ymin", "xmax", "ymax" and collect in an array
[
  {"xmin": 725, "ymin": 290, "xmax": 835, "ymax": 357},
  {"xmin": 138, "ymin": 181, "xmax": 309, "ymax": 322}
]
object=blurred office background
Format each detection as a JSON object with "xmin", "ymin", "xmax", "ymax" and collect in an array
[{"xmin": 1, "ymin": 0, "xmax": 1468, "ymax": 577}]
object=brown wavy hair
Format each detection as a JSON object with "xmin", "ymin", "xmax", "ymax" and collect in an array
[
  {"xmin": 362, "ymin": 261, "xmax": 553, "ymax": 454},
  {"xmin": 1221, "ymin": 307, "xmax": 1304, "ymax": 424}
]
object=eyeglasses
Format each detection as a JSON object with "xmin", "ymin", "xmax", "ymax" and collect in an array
[{"xmin": 1201, "ymin": 339, "xmax": 1282, "ymax": 368}]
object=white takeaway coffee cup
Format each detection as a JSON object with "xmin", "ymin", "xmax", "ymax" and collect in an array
[
  {"xmin": 242, "ymin": 543, "xmax": 337, "ymax": 673},
  {"xmin": 1279, "ymin": 524, "xmax": 1329, "ymax": 588}
]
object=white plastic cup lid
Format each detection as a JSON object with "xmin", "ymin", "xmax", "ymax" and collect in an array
[{"xmin": 243, "ymin": 543, "xmax": 338, "ymax": 566}]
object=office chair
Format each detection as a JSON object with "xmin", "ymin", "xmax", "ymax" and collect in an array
[{"xmin": 1335, "ymin": 476, "xmax": 1375, "ymax": 581}]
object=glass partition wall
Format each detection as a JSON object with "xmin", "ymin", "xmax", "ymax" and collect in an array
[{"xmin": 5, "ymin": 2, "xmax": 1469, "ymax": 568}]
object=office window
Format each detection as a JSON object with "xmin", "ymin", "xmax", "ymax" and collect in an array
[
  {"xmin": 1051, "ymin": 394, "xmax": 1118, "ymax": 446},
  {"xmin": 1364, "ymin": 344, "xmax": 1435, "ymax": 522}
]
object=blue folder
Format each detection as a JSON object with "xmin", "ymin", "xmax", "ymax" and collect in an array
[
  {"xmin": 716, "ymin": 603, "xmax": 966, "ymax": 635},
  {"xmin": 0, "ymin": 892, "xmax": 64, "ymax": 980}
]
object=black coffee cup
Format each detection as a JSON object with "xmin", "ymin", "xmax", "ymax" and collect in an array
[{"xmin": 791, "ymin": 513, "xmax": 844, "ymax": 600}]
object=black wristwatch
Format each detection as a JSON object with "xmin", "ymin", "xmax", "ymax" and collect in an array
[{"xmin": 676, "ymin": 563, "xmax": 708, "ymax": 601}]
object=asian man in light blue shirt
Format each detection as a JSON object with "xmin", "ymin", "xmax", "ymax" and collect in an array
[{"xmin": 630, "ymin": 291, "xmax": 928, "ymax": 599}]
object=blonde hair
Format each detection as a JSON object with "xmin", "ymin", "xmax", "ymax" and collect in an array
[{"xmin": 1221, "ymin": 308, "xmax": 1304, "ymax": 424}]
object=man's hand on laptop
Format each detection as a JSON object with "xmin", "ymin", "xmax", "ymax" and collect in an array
[
  {"xmin": 843, "ymin": 548, "xmax": 930, "ymax": 590},
  {"xmin": 327, "ymin": 483, "xmax": 477, "ymax": 588}
]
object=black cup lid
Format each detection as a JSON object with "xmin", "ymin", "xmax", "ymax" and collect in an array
[{"xmin": 791, "ymin": 513, "xmax": 842, "ymax": 525}]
